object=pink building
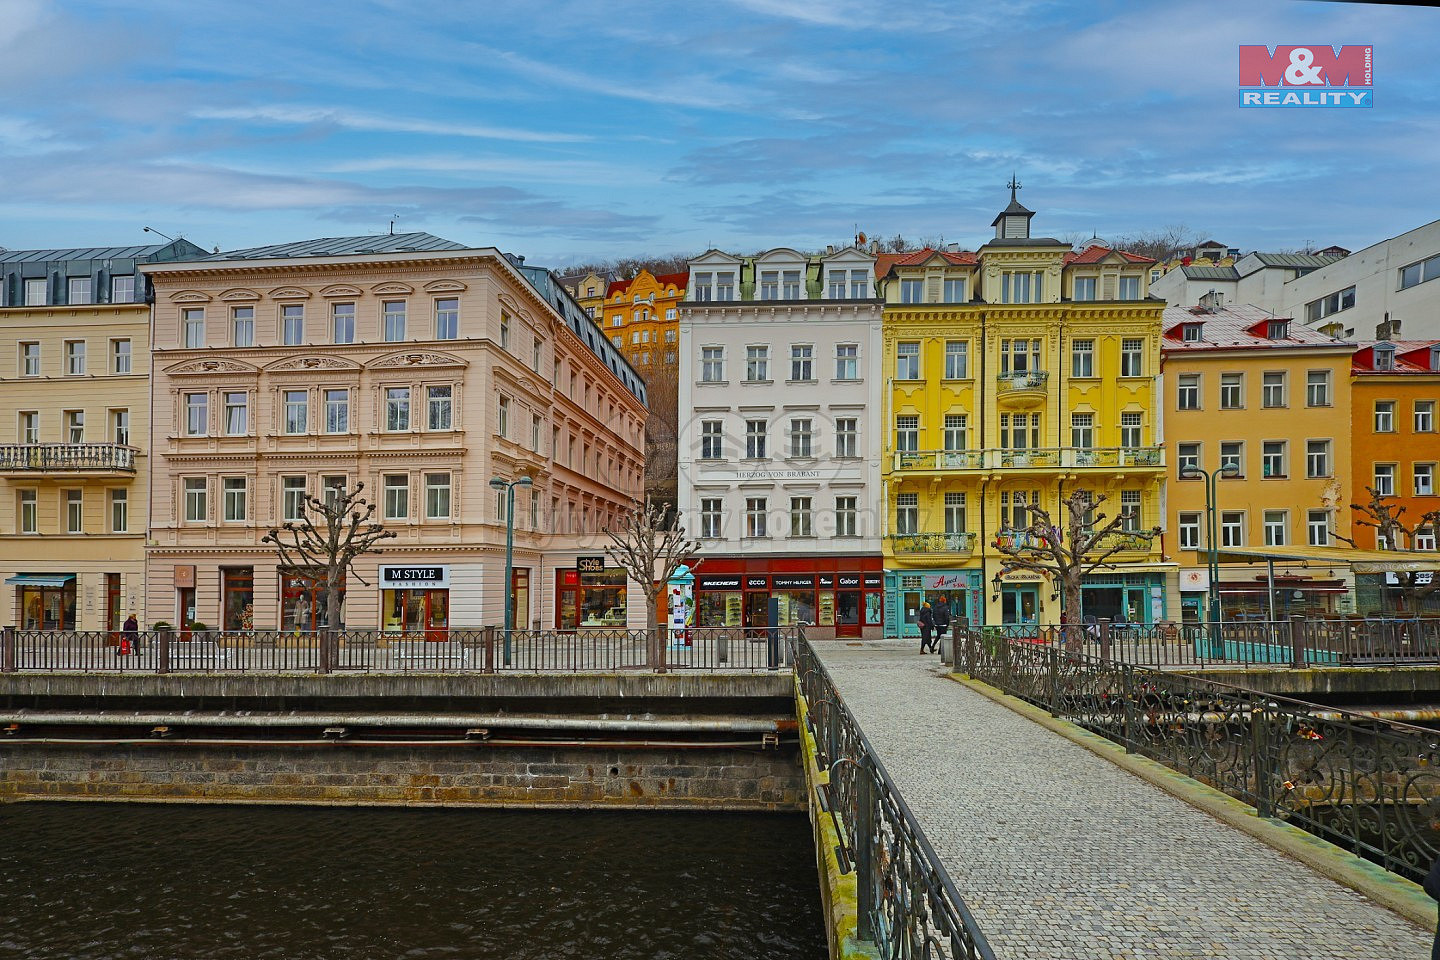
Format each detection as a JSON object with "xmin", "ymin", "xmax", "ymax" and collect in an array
[{"xmin": 141, "ymin": 234, "xmax": 647, "ymax": 633}]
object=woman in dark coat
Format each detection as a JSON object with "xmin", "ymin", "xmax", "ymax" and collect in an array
[{"xmin": 917, "ymin": 601, "xmax": 934, "ymax": 653}]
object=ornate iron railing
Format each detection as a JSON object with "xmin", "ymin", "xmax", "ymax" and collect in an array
[
  {"xmin": 957, "ymin": 632, "xmax": 1440, "ymax": 882},
  {"xmin": 887, "ymin": 531, "xmax": 977, "ymax": 554},
  {"xmin": 995, "ymin": 370, "xmax": 1049, "ymax": 391},
  {"xmin": 794, "ymin": 635, "xmax": 995, "ymax": 960},
  {"xmin": 892, "ymin": 447, "xmax": 1164, "ymax": 472},
  {"xmin": 0, "ymin": 443, "xmax": 138, "ymax": 472},
  {"xmin": 0, "ymin": 625, "xmax": 800, "ymax": 675}
]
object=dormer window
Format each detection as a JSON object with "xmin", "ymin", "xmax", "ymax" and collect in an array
[
  {"xmin": 1267, "ymin": 320, "xmax": 1290, "ymax": 339},
  {"xmin": 715, "ymin": 271, "xmax": 735, "ymax": 301},
  {"xmin": 1375, "ymin": 346, "xmax": 1396, "ymax": 371},
  {"xmin": 1431, "ymin": 346, "xmax": 1440, "ymax": 372},
  {"xmin": 1181, "ymin": 323, "xmax": 1204, "ymax": 342},
  {"xmin": 692, "ymin": 272, "xmax": 713, "ymax": 302}
]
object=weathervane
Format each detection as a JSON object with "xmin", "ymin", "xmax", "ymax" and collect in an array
[{"xmin": 1007, "ymin": 174, "xmax": 1022, "ymax": 201}]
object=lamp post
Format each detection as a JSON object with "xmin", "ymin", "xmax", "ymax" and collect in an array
[
  {"xmin": 489, "ymin": 475, "xmax": 532, "ymax": 666},
  {"xmin": 1179, "ymin": 463, "xmax": 1239, "ymax": 637}
]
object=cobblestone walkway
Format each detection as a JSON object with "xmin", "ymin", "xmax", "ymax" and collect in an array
[{"xmin": 816, "ymin": 640, "xmax": 1431, "ymax": 960}]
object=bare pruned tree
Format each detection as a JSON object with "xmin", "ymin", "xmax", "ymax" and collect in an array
[
  {"xmin": 564, "ymin": 253, "xmax": 696, "ymax": 281},
  {"xmin": 993, "ymin": 489, "xmax": 1160, "ymax": 647},
  {"xmin": 1109, "ymin": 225, "xmax": 1201, "ymax": 262},
  {"xmin": 261, "ymin": 480, "xmax": 397, "ymax": 635},
  {"xmin": 1332, "ymin": 486, "xmax": 1440, "ymax": 613},
  {"xmin": 604, "ymin": 499, "xmax": 702, "ymax": 672},
  {"xmin": 642, "ymin": 361, "xmax": 680, "ymax": 510}
]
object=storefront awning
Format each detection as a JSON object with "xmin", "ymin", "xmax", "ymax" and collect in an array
[
  {"xmin": 4, "ymin": 574, "xmax": 76, "ymax": 587},
  {"xmin": 1213, "ymin": 545, "xmax": 1440, "ymax": 575}
]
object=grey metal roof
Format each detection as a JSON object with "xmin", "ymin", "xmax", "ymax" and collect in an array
[
  {"xmin": 516, "ymin": 263, "xmax": 647, "ymax": 406},
  {"xmin": 1250, "ymin": 252, "xmax": 1345, "ymax": 269},
  {"xmin": 1181, "ymin": 265, "xmax": 1240, "ymax": 280},
  {"xmin": 206, "ymin": 232, "xmax": 465, "ymax": 261},
  {"xmin": 0, "ymin": 242, "xmax": 174, "ymax": 263}
]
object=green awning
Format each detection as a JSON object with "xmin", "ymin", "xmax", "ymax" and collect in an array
[{"xmin": 4, "ymin": 574, "xmax": 76, "ymax": 587}]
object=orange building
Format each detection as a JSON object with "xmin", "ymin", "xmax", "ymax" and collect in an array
[
  {"xmin": 601, "ymin": 269, "xmax": 687, "ymax": 371},
  {"xmin": 1349, "ymin": 340, "xmax": 1440, "ymax": 550}
]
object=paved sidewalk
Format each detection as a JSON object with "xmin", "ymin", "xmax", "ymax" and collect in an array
[{"xmin": 816, "ymin": 640, "xmax": 1431, "ymax": 960}]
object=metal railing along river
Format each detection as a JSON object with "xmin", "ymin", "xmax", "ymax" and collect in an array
[
  {"xmin": 0, "ymin": 625, "xmax": 798, "ymax": 675},
  {"xmin": 794, "ymin": 635, "xmax": 995, "ymax": 960},
  {"xmin": 974, "ymin": 616, "xmax": 1440, "ymax": 668},
  {"xmin": 957, "ymin": 630, "xmax": 1440, "ymax": 883}
]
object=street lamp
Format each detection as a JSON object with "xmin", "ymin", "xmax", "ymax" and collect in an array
[
  {"xmin": 489, "ymin": 475, "xmax": 533, "ymax": 665},
  {"xmin": 1178, "ymin": 462, "xmax": 1240, "ymax": 636}
]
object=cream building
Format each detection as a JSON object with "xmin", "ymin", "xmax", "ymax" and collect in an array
[
  {"xmin": 141, "ymin": 234, "xmax": 647, "ymax": 634},
  {"xmin": 0, "ymin": 239, "xmax": 206, "ymax": 630}
]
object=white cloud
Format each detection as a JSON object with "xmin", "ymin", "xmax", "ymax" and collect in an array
[{"xmin": 193, "ymin": 105, "xmax": 589, "ymax": 143}]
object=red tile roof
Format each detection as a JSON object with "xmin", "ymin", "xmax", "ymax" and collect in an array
[
  {"xmin": 1063, "ymin": 244, "xmax": 1157, "ymax": 265},
  {"xmin": 1353, "ymin": 340, "xmax": 1440, "ymax": 374},
  {"xmin": 873, "ymin": 248, "xmax": 978, "ymax": 277},
  {"xmin": 605, "ymin": 270, "xmax": 689, "ymax": 298},
  {"xmin": 1161, "ymin": 303, "xmax": 1348, "ymax": 351}
]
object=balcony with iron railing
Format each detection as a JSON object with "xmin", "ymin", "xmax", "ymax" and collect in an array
[
  {"xmin": 991, "ymin": 527, "xmax": 1158, "ymax": 554},
  {"xmin": 0, "ymin": 443, "xmax": 139, "ymax": 476},
  {"xmin": 887, "ymin": 531, "xmax": 977, "ymax": 555},
  {"xmin": 893, "ymin": 446, "xmax": 1164, "ymax": 473},
  {"xmin": 995, "ymin": 369, "xmax": 1049, "ymax": 405}
]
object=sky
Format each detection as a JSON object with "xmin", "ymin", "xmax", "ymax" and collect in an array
[{"xmin": 1, "ymin": 0, "xmax": 1436, "ymax": 268}]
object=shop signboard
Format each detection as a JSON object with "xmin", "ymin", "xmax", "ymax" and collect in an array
[
  {"xmin": 576, "ymin": 556, "xmax": 606, "ymax": 574},
  {"xmin": 922, "ymin": 573, "xmax": 970, "ymax": 590},
  {"xmin": 745, "ymin": 575, "xmax": 769, "ymax": 590},
  {"xmin": 698, "ymin": 575, "xmax": 742, "ymax": 589},
  {"xmin": 379, "ymin": 565, "xmax": 450, "ymax": 590},
  {"xmin": 837, "ymin": 574, "xmax": 862, "ymax": 588},
  {"xmin": 772, "ymin": 574, "xmax": 816, "ymax": 589},
  {"xmin": 863, "ymin": 573, "xmax": 882, "ymax": 588}
]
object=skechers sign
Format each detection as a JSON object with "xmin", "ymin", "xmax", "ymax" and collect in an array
[{"xmin": 1239, "ymin": 45, "xmax": 1372, "ymax": 108}]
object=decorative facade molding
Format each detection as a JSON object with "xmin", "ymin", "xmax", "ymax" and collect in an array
[
  {"xmin": 318, "ymin": 283, "xmax": 364, "ymax": 298},
  {"xmin": 218, "ymin": 287, "xmax": 262, "ymax": 301},
  {"xmin": 163, "ymin": 358, "xmax": 261, "ymax": 375},
  {"xmin": 368, "ymin": 351, "xmax": 468, "ymax": 370},
  {"xmin": 170, "ymin": 290, "xmax": 213, "ymax": 303},
  {"xmin": 267, "ymin": 286, "xmax": 312, "ymax": 300},
  {"xmin": 422, "ymin": 279, "xmax": 467, "ymax": 293},
  {"xmin": 262, "ymin": 355, "xmax": 363, "ymax": 372},
  {"xmin": 370, "ymin": 281, "xmax": 416, "ymax": 295}
]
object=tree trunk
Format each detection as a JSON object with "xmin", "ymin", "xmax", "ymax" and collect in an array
[
  {"xmin": 645, "ymin": 590, "xmax": 666, "ymax": 674},
  {"xmin": 1063, "ymin": 575, "xmax": 1085, "ymax": 653}
]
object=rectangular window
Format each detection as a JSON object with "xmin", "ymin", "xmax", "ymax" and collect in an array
[
  {"xmin": 1177, "ymin": 374, "xmax": 1200, "ymax": 410},
  {"xmin": 1118, "ymin": 275, "xmax": 1140, "ymax": 300},
  {"xmin": 1305, "ymin": 285, "xmax": 1356, "ymax": 323},
  {"xmin": 828, "ymin": 271, "xmax": 846, "ymax": 299},
  {"xmin": 790, "ymin": 344, "xmax": 813, "ymax": 381},
  {"xmin": 223, "ymin": 477, "xmax": 247, "ymax": 521},
  {"xmin": 331, "ymin": 303, "xmax": 355, "ymax": 344},
  {"xmin": 1262, "ymin": 371, "xmax": 1286, "ymax": 408},
  {"xmin": 788, "ymin": 418, "xmax": 812, "ymax": 458},
  {"xmin": 65, "ymin": 489, "xmax": 83, "ymax": 534},
  {"xmin": 68, "ymin": 277, "xmax": 92, "ymax": 304},
  {"xmin": 943, "ymin": 278, "xmax": 966, "ymax": 302},
  {"xmin": 896, "ymin": 342, "xmax": 920, "ymax": 379},
  {"xmin": 427, "ymin": 386, "xmax": 453, "ymax": 430},
  {"xmin": 184, "ymin": 478, "xmax": 207, "ymax": 522},
  {"xmin": 111, "ymin": 339, "xmax": 132, "ymax": 375},
  {"xmin": 385, "ymin": 387, "xmax": 411, "ymax": 431},
  {"xmin": 835, "ymin": 496, "xmax": 857, "ymax": 537},
  {"xmin": 692, "ymin": 273, "xmax": 713, "ymax": 302},
  {"xmin": 849, "ymin": 269, "xmax": 867, "ymax": 299},
  {"xmin": 1120, "ymin": 490, "xmax": 1142, "ymax": 531},
  {"xmin": 111, "ymin": 275, "xmax": 136, "ymax": 304},
  {"xmin": 20, "ymin": 342, "xmax": 40, "ymax": 377},
  {"xmin": 900, "ymin": 278, "xmax": 923, "ymax": 303},
  {"xmin": 1178, "ymin": 512, "xmax": 1201, "ymax": 549},
  {"xmin": 1071, "ymin": 412, "xmax": 1094, "ymax": 449},
  {"xmin": 835, "ymin": 343, "xmax": 858, "ymax": 380},
  {"xmin": 700, "ymin": 346, "xmax": 724, "ymax": 382},
  {"xmin": 66, "ymin": 410, "xmax": 84, "ymax": 444},
  {"xmin": 383, "ymin": 301, "xmax": 407, "ymax": 341},
  {"xmin": 1308, "ymin": 509, "xmax": 1330, "ymax": 546},
  {"xmin": 283, "ymin": 391, "xmax": 308, "ymax": 434},
  {"xmin": 1415, "ymin": 463, "xmax": 1435, "ymax": 496},
  {"xmin": 531, "ymin": 413, "xmax": 542, "ymax": 451},
  {"xmin": 1374, "ymin": 401, "xmax": 1395, "ymax": 433},
  {"xmin": 700, "ymin": 498, "xmax": 722, "ymax": 538},
  {"xmin": 759, "ymin": 270, "xmax": 779, "ymax": 300},
  {"xmin": 895, "ymin": 493, "xmax": 918, "ymax": 535},
  {"xmin": 943, "ymin": 414, "xmax": 966, "ymax": 452},
  {"xmin": 1220, "ymin": 441, "xmax": 1244, "ymax": 477},
  {"xmin": 184, "ymin": 393, "xmax": 208, "ymax": 436},
  {"xmin": 24, "ymin": 278, "xmax": 46, "ymax": 306},
  {"xmin": 944, "ymin": 341, "xmax": 968, "ymax": 379},
  {"xmin": 1073, "ymin": 276, "xmax": 1096, "ymax": 301},
  {"xmin": 1416, "ymin": 401, "xmax": 1435, "ymax": 433},
  {"xmin": 1000, "ymin": 490, "xmax": 1039, "ymax": 529},
  {"xmin": 896, "ymin": 415, "xmax": 919, "ymax": 453},
  {"xmin": 1071, "ymin": 339, "xmax": 1094, "ymax": 378},
  {"xmin": 18, "ymin": 490, "xmax": 36, "ymax": 534},
  {"xmin": 282, "ymin": 477, "xmax": 307, "ymax": 521},
  {"xmin": 1374, "ymin": 463, "xmax": 1396, "ymax": 496},
  {"xmin": 282, "ymin": 304, "xmax": 304, "ymax": 345},
  {"xmin": 1306, "ymin": 440, "xmax": 1331, "ymax": 478},
  {"xmin": 836, "ymin": 418, "xmax": 858, "ymax": 458},
  {"xmin": 1119, "ymin": 339, "xmax": 1144, "ymax": 377},
  {"xmin": 745, "ymin": 345, "xmax": 769, "ymax": 382},
  {"xmin": 19, "ymin": 412, "xmax": 38, "ymax": 445},
  {"xmin": 999, "ymin": 413, "xmax": 1040, "ymax": 450},
  {"xmin": 231, "ymin": 306, "xmax": 254, "ymax": 347},
  {"xmin": 1219, "ymin": 373, "xmax": 1243, "ymax": 409},
  {"xmin": 700, "ymin": 420, "xmax": 723, "ymax": 459},
  {"xmin": 1121, "ymin": 411, "xmax": 1143, "ymax": 448},
  {"xmin": 1177, "ymin": 442, "xmax": 1200, "ymax": 476},
  {"xmin": 324, "ymin": 389, "xmax": 349, "ymax": 434},
  {"xmin": 384, "ymin": 475, "xmax": 409, "ymax": 520},
  {"xmin": 746, "ymin": 419, "xmax": 767, "ymax": 459},
  {"xmin": 110, "ymin": 489, "xmax": 128, "ymax": 533},
  {"xmin": 715, "ymin": 272, "xmax": 736, "ymax": 301},
  {"xmin": 745, "ymin": 497, "xmax": 767, "ymax": 538},
  {"xmin": 1264, "ymin": 510, "xmax": 1287, "ymax": 546},
  {"xmin": 65, "ymin": 341, "xmax": 86, "ymax": 376},
  {"xmin": 224, "ymin": 392, "xmax": 247, "ymax": 435},
  {"xmin": 782, "ymin": 270, "xmax": 802, "ymax": 299},
  {"xmin": 1221, "ymin": 511, "xmax": 1244, "ymax": 547},
  {"xmin": 790, "ymin": 497, "xmax": 813, "ymax": 537},
  {"xmin": 1262, "ymin": 441, "xmax": 1286, "ymax": 478},
  {"xmin": 944, "ymin": 492, "xmax": 967, "ymax": 534},
  {"xmin": 435, "ymin": 298, "xmax": 459, "ymax": 339},
  {"xmin": 498, "ymin": 396, "xmax": 510, "ymax": 439},
  {"xmin": 1001, "ymin": 270, "xmax": 1042, "ymax": 304},
  {"xmin": 999, "ymin": 338, "xmax": 1042, "ymax": 374},
  {"xmin": 1306, "ymin": 370, "xmax": 1331, "ymax": 407},
  {"xmin": 425, "ymin": 473, "xmax": 451, "ymax": 519},
  {"xmin": 182, "ymin": 308, "xmax": 205, "ymax": 348}
]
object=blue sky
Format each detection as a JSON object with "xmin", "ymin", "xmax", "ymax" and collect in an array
[{"xmin": 1, "ymin": 0, "xmax": 1436, "ymax": 266}]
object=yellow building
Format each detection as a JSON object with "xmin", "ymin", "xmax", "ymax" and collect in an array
[
  {"xmin": 1162, "ymin": 297, "xmax": 1357, "ymax": 620},
  {"xmin": 0, "ymin": 240, "xmax": 205, "ymax": 630},
  {"xmin": 601, "ymin": 269, "xmax": 687, "ymax": 371},
  {"xmin": 560, "ymin": 271, "xmax": 610, "ymax": 323},
  {"xmin": 879, "ymin": 189, "xmax": 1168, "ymax": 634}
]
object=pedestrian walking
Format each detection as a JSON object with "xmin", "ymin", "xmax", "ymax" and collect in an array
[
  {"xmin": 119, "ymin": 613, "xmax": 139, "ymax": 656},
  {"xmin": 917, "ymin": 601, "xmax": 934, "ymax": 653},
  {"xmin": 932, "ymin": 596, "xmax": 951, "ymax": 656},
  {"xmin": 1425, "ymin": 851, "xmax": 1440, "ymax": 960}
]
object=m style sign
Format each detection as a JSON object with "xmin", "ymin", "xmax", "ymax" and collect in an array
[{"xmin": 379, "ymin": 565, "xmax": 449, "ymax": 589}]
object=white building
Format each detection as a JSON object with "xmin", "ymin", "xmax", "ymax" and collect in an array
[
  {"xmin": 1151, "ymin": 252, "xmax": 1343, "ymax": 314},
  {"xmin": 678, "ymin": 245, "xmax": 885, "ymax": 639}
]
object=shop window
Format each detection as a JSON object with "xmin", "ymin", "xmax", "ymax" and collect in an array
[
  {"xmin": 281, "ymin": 571, "xmax": 344, "ymax": 632},
  {"xmin": 557, "ymin": 567, "xmax": 628, "ymax": 629},
  {"xmin": 19, "ymin": 579, "xmax": 77, "ymax": 630},
  {"xmin": 223, "ymin": 568, "xmax": 254, "ymax": 631}
]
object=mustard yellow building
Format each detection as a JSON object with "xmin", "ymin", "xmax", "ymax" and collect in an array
[
  {"xmin": 0, "ymin": 240, "xmax": 205, "ymax": 630},
  {"xmin": 560, "ymin": 271, "xmax": 610, "ymax": 323},
  {"xmin": 879, "ymin": 190, "xmax": 1168, "ymax": 633},
  {"xmin": 1161, "ymin": 297, "xmax": 1357, "ymax": 620},
  {"xmin": 601, "ymin": 269, "xmax": 687, "ymax": 371}
]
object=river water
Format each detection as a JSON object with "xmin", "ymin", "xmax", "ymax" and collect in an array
[{"xmin": 0, "ymin": 803, "xmax": 826, "ymax": 960}]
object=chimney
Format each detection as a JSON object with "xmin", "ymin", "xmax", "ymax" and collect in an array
[
  {"xmin": 1198, "ymin": 289, "xmax": 1224, "ymax": 312},
  {"xmin": 825, "ymin": 245, "xmax": 836, "ymax": 255},
  {"xmin": 1376, "ymin": 313, "xmax": 1400, "ymax": 340},
  {"xmin": 946, "ymin": 242, "xmax": 960, "ymax": 253}
]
